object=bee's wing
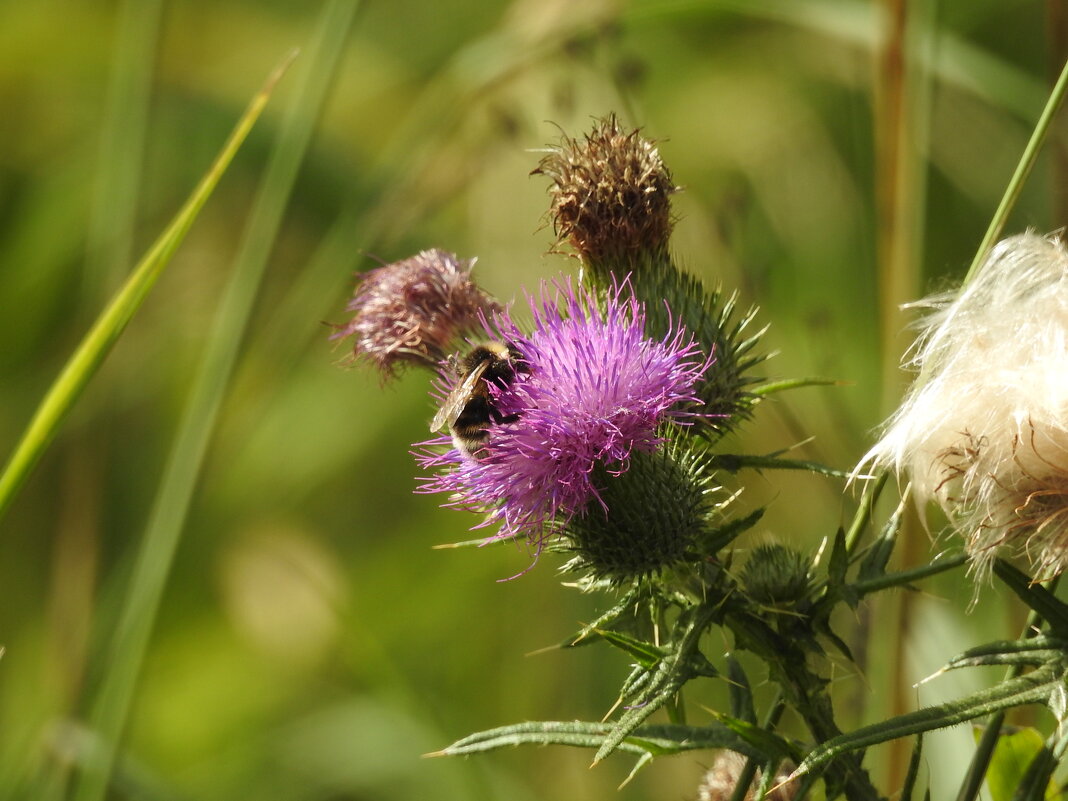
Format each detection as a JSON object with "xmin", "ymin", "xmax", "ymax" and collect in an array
[{"xmin": 430, "ymin": 361, "xmax": 489, "ymax": 432}]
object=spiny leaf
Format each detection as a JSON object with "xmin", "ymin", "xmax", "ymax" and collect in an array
[
  {"xmin": 593, "ymin": 606, "xmax": 716, "ymax": 763},
  {"xmin": 993, "ymin": 561, "xmax": 1068, "ymax": 636},
  {"xmin": 563, "ymin": 587, "xmax": 642, "ymax": 647},
  {"xmin": 595, "ymin": 684, "xmax": 683, "ymax": 765},
  {"xmin": 726, "ymin": 654, "xmax": 756, "ymax": 724},
  {"xmin": 751, "ymin": 377, "xmax": 842, "ymax": 396},
  {"xmin": 938, "ymin": 638, "xmax": 1068, "ymax": 673},
  {"xmin": 709, "ymin": 711, "xmax": 801, "ymax": 763},
  {"xmin": 709, "ymin": 453, "xmax": 852, "ymax": 479},
  {"xmin": 595, "ymin": 629, "xmax": 667, "ymax": 667},
  {"xmin": 858, "ymin": 490, "xmax": 908, "ymax": 581},
  {"xmin": 434, "ymin": 720, "xmax": 761, "ymax": 760},
  {"xmin": 794, "ymin": 663, "xmax": 1063, "ymax": 778},
  {"xmin": 704, "ymin": 507, "xmax": 765, "ymax": 553}
]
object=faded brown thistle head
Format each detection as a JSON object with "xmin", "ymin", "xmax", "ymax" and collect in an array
[
  {"xmin": 697, "ymin": 751, "xmax": 798, "ymax": 801},
  {"xmin": 332, "ymin": 249, "xmax": 499, "ymax": 379},
  {"xmin": 533, "ymin": 114, "xmax": 676, "ymax": 268}
]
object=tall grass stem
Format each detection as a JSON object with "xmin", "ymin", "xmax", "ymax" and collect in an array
[
  {"xmin": 0, "ymin": 55, "xmax": 291, "ymax": 525},
  {"xmin": 66, "ymin": 5, "xmax": 358, "ymax": 796}
]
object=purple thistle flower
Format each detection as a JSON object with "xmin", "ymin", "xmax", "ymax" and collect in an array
[
  {"xmin": 332, "ymin": 249, "xmax": 499, "ymax": 379},
  {"xmin": 416, "ymin": 278, "xmax": 710, "ymax": 547}
]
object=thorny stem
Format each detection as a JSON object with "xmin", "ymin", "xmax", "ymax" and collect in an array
[
  {"xmin": 728, "ymin": 613, "xmax": 883, "ymax": 801},
  {"xmin": 852, "ymin": 551, "xmax": 967, "ymax": 597}
]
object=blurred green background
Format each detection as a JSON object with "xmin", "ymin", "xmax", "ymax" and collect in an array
[{"xmin": 0, "ymin": 0, "xmax": 1063, "ymax": 798}]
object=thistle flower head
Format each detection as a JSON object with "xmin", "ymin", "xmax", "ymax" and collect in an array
[
  {"xmin": 533, "ymin": 115, "xmax": 676, "ymax": 267},
  {"xmin": 416, "ymin": 279, "xmax": 710, "ymax": 549},
  {"xmin": 332, "ymin": 249, "xmax": 499, "ymax": 378},
  {"xmin": 862, "ymin": 232, "xmax": 1068, "ymax": 578}
]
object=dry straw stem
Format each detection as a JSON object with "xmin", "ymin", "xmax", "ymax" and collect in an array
[{"xmin": 862, "ymin": 232, "xmax": 1068, "ymax": 578}]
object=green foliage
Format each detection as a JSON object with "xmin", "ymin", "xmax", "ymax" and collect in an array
[
  {"xmin": 0, "ymin": 60, "xmax": 288, "ymax": 522},
  {"xmin": 6, "ymin": 3, "xmax": 1068, "ymax": 801},
  {"xmin": 980, "ymin": 727, "xmax": 1063, "ymax": 801}
]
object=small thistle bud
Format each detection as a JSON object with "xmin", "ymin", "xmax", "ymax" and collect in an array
[
  {"xmin": 332, "ymin": 249, "xmax": 499, "ymax": 378},
  {"xmin": 563, "ymin": 441, "xmax": 721, "ymax": 582},
  {"xmin": 697, "ymin": 751, "xmax": 798, "ymax": 801},
  {"xmin": 739, "ymin": 544, "xmax": 810, "ymax": 605},
  {"xmin": 862, "ymin": 232, "xmax": 1068, "ymax": 578},
  {"xmin": 533, "ymin": 114, "xmax": 676, "ymax": 270}
]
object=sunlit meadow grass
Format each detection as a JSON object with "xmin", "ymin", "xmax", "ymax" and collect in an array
[{"xmin": 2, "ymin": 3, "xmax": 1068, "ymax": 800}]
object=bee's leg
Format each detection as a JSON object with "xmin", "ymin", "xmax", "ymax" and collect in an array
[{"xmin": 490, "ymin": 409, "xmax": 521, "ymax": 425}]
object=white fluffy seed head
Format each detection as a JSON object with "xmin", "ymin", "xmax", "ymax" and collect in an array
[{"xmin": 861, "ymin": 232, "xmax": 1068, "ymax": 578}]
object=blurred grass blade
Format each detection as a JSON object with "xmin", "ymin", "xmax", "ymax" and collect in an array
[
  {"xmin": 70, "ymin": 3, "xmax": 359, "ymax": 800},
  {"xmin": 964, "ymin": 54, "xmax": 1068, "ymax": 284},
  {"xmin": 0, "ymin": 55, "xmax": 292, "ymax": 525},
  {"xmin": 86, "ymin": 0, "xmax": 163, "ymax": 288}
]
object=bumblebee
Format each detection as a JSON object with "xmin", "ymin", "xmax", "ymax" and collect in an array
[{"xmin": 431, "ymin": 342, "xmax": 524, "ymax": 458}]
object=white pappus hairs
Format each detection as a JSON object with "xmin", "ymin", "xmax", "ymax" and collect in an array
[{"xmin": 861, "ymin": 231, "xmax": 1068, "ymax": 578}]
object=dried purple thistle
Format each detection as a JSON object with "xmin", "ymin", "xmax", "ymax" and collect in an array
[
  {"xmin": 416, "ymin": 278, "xmax": 709, "ymax": 549},
  {"xmin": 332, "ymin": 249, "xmax": 499, "ymax": 379},
  {"xmin": 533, "ymin": 115, "xmax": 676, "ymax": 266}
]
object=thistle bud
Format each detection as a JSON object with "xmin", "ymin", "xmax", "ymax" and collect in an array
[
  {"xmin": 739, "ymin": 544, "xmax": 810, "ymax": 605},
  {"xmin": 862, "ymin": 232, "xmax": 1068, "ymax": 578},
  {"xmin": 533, "ymin": 114, "xmax": 676, "ymax": 270},
  {"xmin": 563, "ymin": 441, "xmax": 721, "ymax": 582},
  {"xmin": 332, "ymin": 249, "xmax": 498, "ymax": 379}
]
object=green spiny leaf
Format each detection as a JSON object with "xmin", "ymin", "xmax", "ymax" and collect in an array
[
  {"xmin": 993, "ymin": 561, "xmax": 1068, "ymax": 637},
  {"xmin": 709, "ymin": 712, "xmax": 801, "ymax": 763},
  {"xmin": 726, "ymin": 654, "xmax": 756, "ymax": 724},
  {"xmin": 562, "ymin": 587, "xmax": 643, "ymax": 647},
  {"xmin": 858, "ymin": 490, "xmax": 908, "ymax": 581},
  {"xmin": 704, "ymin": 507, "xmax": 765, "ymax": 554},
  {"xmin": 794, "ymin": 663, "xmax": 1063, "ymax": 778},
  {"xmin": 939, "ymin": 638, "xmax": 1068, "ymax": 673},
  {"xmin": 597, "ymin": 629, "xmax": 666, "ymax": 668},
  {"xmin": 709, "ymin": 453, "xmax": 852, "ymax": 479}
]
